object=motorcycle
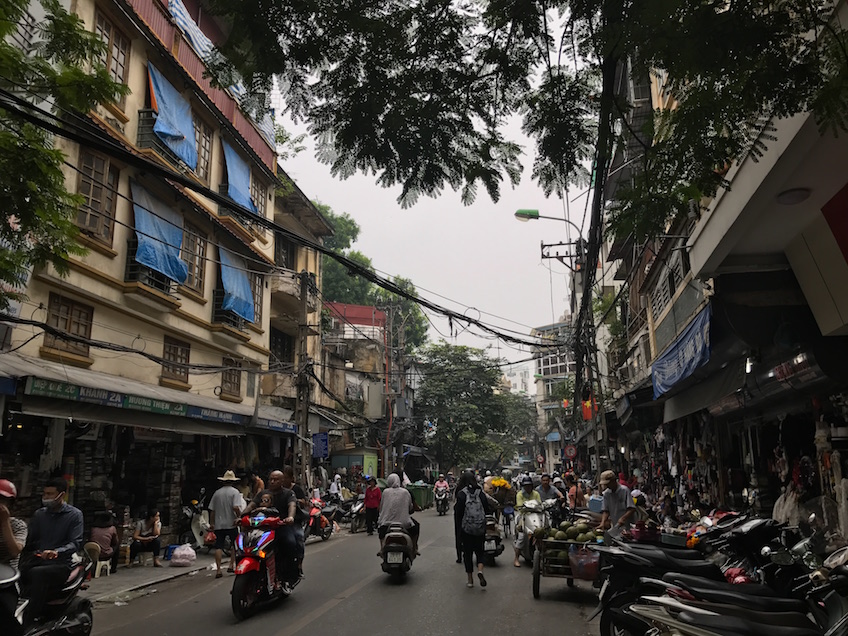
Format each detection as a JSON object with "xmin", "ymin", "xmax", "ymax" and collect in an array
[
  {"xmin": 231, "ymin": 513, "xmax": 300, "ymax": 620},
  {"xmin": 1, "ymin": 556, "xmax": 93, "ymax": 636},
  {"xmin": 483, "ymin": 514, "xmax": 505, "ymax": 564},
  {"xmin": 514, "ymin": 499, "xmax": 556, "ymax": 565},
  {"xmin": 435, "ymin": 486, "xmax": 450, "ymax": 516},
  {"xmin": 347, "ymin": 495, "xmax": 366, "ymax": 534},
  {"xmin": 380, "ymin": 523, "xmax": 416, "ymax": 580},
  {"xmin": 305, "ymin": 496, "xmax": 334, "ymax": 541},
  {"xmin": 179, "ymin": 487, "xmax": 210, "ymax": 550}
]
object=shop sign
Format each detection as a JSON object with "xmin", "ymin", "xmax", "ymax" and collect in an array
[
  {"xmin": 185, "ymin": 405, "xmax": 240, "ymax": 423},
  {"xmin": 26, "ymin": 377, "xmax": 78, "ymax": 400},
  {"xmin": 124, "ymin": 394, "xmax": 187, "ymax": 416},
  {"xmin": 652, "ymin": 305, "xmax": 711, "ymax": 398},
  {"xmin": 256, "ymin": 418, "xmax": 297, "ymax": 434},
  {"xmin": 312, "ymin": 432, "xmax": 329, "ymax": 458}
]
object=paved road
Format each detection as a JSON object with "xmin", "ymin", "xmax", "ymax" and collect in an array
[{"xmin": 92, "ymin": 508, "xmax": 598, "ymax": 636}]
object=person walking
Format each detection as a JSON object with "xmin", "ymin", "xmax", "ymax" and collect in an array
[
  {"xmin": 208, "ymin": 470, "xmax": 244, "ymax": 578},
  {"xmin": 454, "ymin": 471, "xmax": 491, "ymax": 588},
  {"xmin": 364, "ymin": 476, "xmax": 381, "ymax": 536}
]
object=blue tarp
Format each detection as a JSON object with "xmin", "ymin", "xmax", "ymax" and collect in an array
[
  {"xmin": 147, "ymin": 62, "xmax": 198, "ymax": 170},
  {"xmin": 652, "ymin": 304, "xmax": 712, "ymax": 398},
  {"xmin": 221, "ymin": 140, "xmax": 257, "ymax": 213},
  {"xmin": 129, "ymin": 181, "xmax": 189, "ymax": 284},
  {"xmin": 219, "ymin": 247, "xmax": 255, "ymax": 322},
  {"xmin": 545, "ymin": 431, "xmax": 561, "ymax": 442}
]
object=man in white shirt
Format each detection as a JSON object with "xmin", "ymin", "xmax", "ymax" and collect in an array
[{"xmin": 208, "ymin": 470, "xmax": 244, "ymax": 578}]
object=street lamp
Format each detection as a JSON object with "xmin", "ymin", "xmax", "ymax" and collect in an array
[{"xmin": 514, "ymin": 209, "xmax": 582, "ymax": 237}]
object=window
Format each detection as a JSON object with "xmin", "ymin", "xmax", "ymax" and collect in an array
[
  {"xmin": 95, "ymin": 12, "xmax": 130, "ymax": 105},
  {"xmin": 77, "ymin": 150, "xmax": 118, "ymax": 245},
  {"xmin": 270, "ymin": 328, "xmax": 295, "ymax": 365},
  {"xmin": 162, "ymin": 336, "xmax": 190, "ymax": 383},
  {"xmin": 274, "ymin": 233, "xmax": 297, "ymax": 270},
  {"xmin": 251, "ymin": 176, "xmax": 267, "ymax": 217},
  {"xmin": 250, "ymin": 273, "xmax": 263, "ymax": 324},
  {"xmin": 221, "ymin": 358, "xmax": 241, "ymax": 397},
  {"xmin": 181, "ymin": 223, "xmax": 207, "ymax": 293},
  {"xmin": 193, "ymin": 116, "xmax": 212, "ymax": 181},
  {"xmin": 45, "ymin": 293, "xmax": 93, "ymax": 356}
]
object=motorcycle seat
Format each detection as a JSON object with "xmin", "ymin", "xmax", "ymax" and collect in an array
[
  {"xmin": 625, "ymin": 544, "xmax": 703, "ymax": 561},
  {"xmin": 663, "ymin": 572, "xmax": 779, "ymax": 597},
  {"xmin": 677, "ymin": 611, "xmax": 821, "ymax": 636},
  {"xmin": 650, "ymin": 553, "xmax": 724, "ymax": 581},
  {"xmin": 684, "ymin": 601, "xmax": 819, "ymax": 630},
  {"xmin": 682, "ymin": 588, "xmax": 807, "ymax": 614}
]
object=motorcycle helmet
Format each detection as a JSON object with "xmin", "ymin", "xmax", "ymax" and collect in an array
[
  {"xmin": 438, "ymin": 474, "xmax": 445, "ymax": 479},
  {"xmin": 0, "ymin": 479, "xmax": 16, "ymax": 499},
  {"xmin": 521, "ymin": 476, "xmax": 533, "ymax": 487}
]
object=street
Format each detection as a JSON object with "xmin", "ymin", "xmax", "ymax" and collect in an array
[{"xmin": 91, "ymin": 509, "xmax": 597, "ymax": 636}]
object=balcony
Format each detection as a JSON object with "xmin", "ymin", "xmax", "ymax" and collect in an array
[
  {"xmin": 124, "ymin": 239, "xmax": 180, "ymax": 311},
  {"xmin": 217, "ymin": 184, "xmax": 261, "ymax": 243},
  {"xmin": 269, "ymin": 268, "xmax": 319, "ymax": 316},
  {"xmin": 137, "ymin": 109, "xmax": 186, "ymax": 170},
  {"xmin": 211, "ymin": 289, "xmax": 251, "ymax": 342}
]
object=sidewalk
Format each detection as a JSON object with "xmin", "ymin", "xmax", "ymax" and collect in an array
[{"xmin": 81, "ymin": 553, "xmax": 216, "ymax": 603}]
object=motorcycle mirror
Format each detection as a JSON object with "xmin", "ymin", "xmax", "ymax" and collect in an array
[
  {"xmin": 803, "ymin": 552, "xmax": 823, "ymax": 570},
  {"xmin": 700, "ymin": 516, "xmax": 714, "ymax": 528},
  {"xmin": 770, "ymin": 550, "xmax": 795, "ymax": 566},
  {"xmin": 808, "ymin": 513, "xmax": 816, "ymax": 525},
  {"xmin": 760, "ymin": 546, "xmax": 773, "ymax": 557}
]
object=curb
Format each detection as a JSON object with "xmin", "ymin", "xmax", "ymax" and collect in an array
[{"xmin": 84, "ymin": 561, "xmax": 213, "ymax": 603}]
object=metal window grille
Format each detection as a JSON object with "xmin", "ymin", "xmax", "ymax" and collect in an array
[
  {"xmin": 124, "ymin": 238, "xmax": 176, "ymax": 295},
  {"xmin": 270, "ymin": 328, "xmax": 295, "ymax": 365},
  {"xmin": 45, "ymin": 293, "xmax": 92, "ymax": 356},
  {"xmin": 221, "ymin": 358, "xmax": 241, "ymax": 397},
  {"xmin": 76, "ymin": 150, "xmax": 118, "ymax": 245},
  {"xmin": 162, "ymin": 336, "xmax": 190, "ymax": 382},
  {"xmin": 274, "ymin": 233, "xmax": 297, "ymax": 270},
  {"xmin": 181, "ymin": 224, "xmax": 207, "ymax": 293}
]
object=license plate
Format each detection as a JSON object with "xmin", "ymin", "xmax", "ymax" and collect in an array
[
  {"xmin": 485, "ymin": 541, "xmax": 496, "ymax": 551},
  {"xmin": 599, "ymin": 578, "xmax": 609, "ymax": 601},
  {"xmin": 386, "ymin": 552, "xmax": 403, "ymax": 564}
]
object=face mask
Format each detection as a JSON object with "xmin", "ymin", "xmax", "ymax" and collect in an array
[{"xmin": 42, "ymin": 495, "xmax": 61, "ymax": 509}]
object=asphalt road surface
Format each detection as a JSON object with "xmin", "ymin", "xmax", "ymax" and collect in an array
[{"xmin": 92, "ymin": 508, "xmax": 598, "ymax": 636}]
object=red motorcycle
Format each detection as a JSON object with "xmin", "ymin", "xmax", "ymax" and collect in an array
[
  {"xmin": 306, "ymin": 496, "xmax": 335, "ymax": 541},
  {"xmin": 231, "ymin": 513, "xmax": 299, "ymax": 620}
]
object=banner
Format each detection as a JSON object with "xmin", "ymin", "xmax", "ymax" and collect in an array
[{"xmin": 652, "ymin": 304, "xmax": 711, "ymax": 398}]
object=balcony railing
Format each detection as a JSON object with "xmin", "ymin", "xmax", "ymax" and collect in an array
[
  {"xmin": 137, "ymin": 110, "xmax": 187, "ymax": 169},
  {"xmin": 217, "ymin": 184, "xmax": 264, "ymax": 235},
  {"xmin": 125, "ymin": 238, "xmax": 176, "ymax": 295},
  {"xmin": 212, "ymin": 289, "xmax": 248, "ymax": 332}
]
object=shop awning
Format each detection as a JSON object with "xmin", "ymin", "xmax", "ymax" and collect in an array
[
  {"xmin": 147, "ymin": 62, "xmax": 198, "ymax": 169},
  {"xmin": 219, "ymin": 247, "xmax": 255, "ymax": 322},
  {"xmin": 0, "ymin": 352, "xmax": 259, "ymax": 435},
  {"xmin": 222, "ymin": 140, "xmax": 257, "ymax": 213},
  {"xmin": 130, "ymin": 180, "xmax": 189, "ymax": 284},
  {"xmin": 663, "ymin": 359, "xmax": 746, "ymax": 423}
]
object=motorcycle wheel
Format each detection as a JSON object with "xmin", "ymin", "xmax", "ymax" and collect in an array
[
  {"xmin": 67, "ymin": 598, "xmax": 93, "ymax": 636},
  {"xmin": 321, "ymin": 523, "xmax": 332, "ymax": 541},
  {"xmin": 350, "ymin": 517, "xmax": 360, "ymax": 534},
  {"xmin": 532, "ymin": 550, "xmax": 541, "ymax": 599},
  {"xmin": 231, "ymin": 572, "xmax": 261, "ymax": 621},
  {"xmin": 600, "ymin": 593, "xmax": 642, "ymax": 636}
]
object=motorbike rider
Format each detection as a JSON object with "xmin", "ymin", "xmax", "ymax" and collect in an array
[
  {"xmin": 536, "ymin": 473, "xmax": 564, "ymax": 502},
  {"xmin": 241, "ymin": 470, "xmax": 299, "ymax": 586},
  {"xmin": 433, "ymin": 474, "xmax": 449, "ymax": 494},
  {"xmin": 377, "ymin": 473, "xmax": 419, "ymax": 555},
  {"xmin": 0, "ymin": 479, "xmax": 26, "ymax": 571},
  {"xmin": 513, "ymin": 476, "xmax": 541, "ymax": 567},
  {"xmin": 19, "ymin": 477, "xmax": 83, "ymax": 626},
  {"xmin": 280, "ymin": 466, "xmax": 307, "ymax": 578}
]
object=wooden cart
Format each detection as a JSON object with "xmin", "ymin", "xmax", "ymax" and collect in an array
[{"xmin": 532, "ymin": 538, "xmax": 599, "ymax": 599}]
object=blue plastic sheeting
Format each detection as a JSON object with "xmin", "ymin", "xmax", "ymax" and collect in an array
[
  {"xmin": 129, "ymin": 181, "xmax": 188, "ymax": 284},
  {"xmin": 221, "ymin": 140, "xmax": 257, "ymax": 213},
  {"xmin": 219, "ymin": 247, "xmax": 255, "ymax": 322},
  {"xmin": 147, "ymin": 62, "xmax": 198, "ymax": 170},
  {"xmin": 652, "ymin": 304, "xmax": 711, "ymax": 398},
  {"xmin": 545, "ymin": 431, "xmax": 561, "ymax": 442}
]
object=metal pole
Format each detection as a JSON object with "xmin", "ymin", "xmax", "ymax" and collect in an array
[{"xmin": 295, "ymin": 271, "xmax": 312, "ymax": 490}]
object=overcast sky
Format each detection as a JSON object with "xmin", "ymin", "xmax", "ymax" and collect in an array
[{"xmin": 279, "ymin": 119, "xmax": 586, "ymax": 366}]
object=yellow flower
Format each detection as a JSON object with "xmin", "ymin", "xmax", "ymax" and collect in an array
[{"xmin": 492, "ymin": 478, "xmax": 511, "ymax": 489}]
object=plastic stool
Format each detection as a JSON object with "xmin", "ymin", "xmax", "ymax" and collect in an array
[
  {"xmin": 139, "ymin": 553, "xmax": 154, "ymax": 567},
  {"xmin": 94, "ymin": 560, "xmax": 110, "ymax": 578}
]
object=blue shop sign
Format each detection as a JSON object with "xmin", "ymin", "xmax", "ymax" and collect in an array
[
  {"xmin": 652, "ymin": 305, "xmax": 711, "ymax": 398},
  {"xmin": 256, "ymin": 418, "xmax": 297, "ymax": 434},
  {"xmin": 312, "ymin": 432, "xmax": 329, "ymax": 459}
]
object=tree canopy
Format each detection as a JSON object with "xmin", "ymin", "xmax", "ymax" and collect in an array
[
  {"xmin": 207, "ymin": 0, "xmax": 848, "ymax": 237},
  {"xmin": 0, "ymin": 0, "xmax": 127, "ymax": 310}
]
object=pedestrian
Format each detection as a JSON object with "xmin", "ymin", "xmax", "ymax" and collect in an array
[
  {"xmin": 599, "ymin": 470, "xmax": 635, "ymax": 531},
  {"xmin": 87, "ymin": 510, "xmax": 119, "ymax": 574},
  {"xmin": 247, "ymin": 472, "xmax": 264, "ymax": 499},
  {"xmin": 129, "ymin": 508, "xmax": 162, "ymax": 567},
  {"xmin": 454, "ymin": 471, "xmax": 491, "ymax": 588},
  {"xmin": 364, "ymin": 476, "xmax": 381, "ymax": 536},
  {"xmin": 208, "ymin": 470, "xmax": 244, "ymax": 579},
  {"xmin": 565, "ymin": 473, "xmax": 585, "ymax": 509},
  {"xmin": 0, "ymin": 479, "xmax": 26, "ymax": 571}
]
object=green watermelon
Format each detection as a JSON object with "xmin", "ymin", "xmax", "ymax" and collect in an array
[
  {"xmin": 575, "ymin": 523, "xmax": 590, "ymax": 534},
  {"xmin": 559, "ymin": 521, "xmax": 572, "ymax": 531},
  {"xmin": 554, "ymin": 530, "xmax": 568, "ymax": 541},
  {"xmin": 566, "ymin": 526, "xmax": 580, "ymax": 540}
]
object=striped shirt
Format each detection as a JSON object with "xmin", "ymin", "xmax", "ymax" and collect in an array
[{"xmin": 0, "ymin": 517, "xmax": 27, "ymax": 570}]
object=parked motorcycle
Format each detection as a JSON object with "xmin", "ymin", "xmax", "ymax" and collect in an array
[
  {"xmin": 483, "ymin": 514, "xmax": 505, "ymax": 564},
  {"xmin": 514, "ymin": 499, "xmax": 556, "ymax": 565},
  {"xmin": 305, "ymin": 496, "xmax": 334, "ymax": 541},
  {"xmin": 231, "ymin": 513, "xmax": 300, "ymax": 620},
  {"xmin": 179, "ymin": 487, "xmax": 210, "ymax": 550},
  {"xmin": 380, "ymin": 523, "xmax": 416, "ymax": 580},
  {"xmin": 435, "ymin": 486, "xmax": 450, "ymax": 516},
  {"xmin": 0, "ymin": 556, "xmax": 94, "ymax": 636},
  {"xmin": 347, "ymin": 495, "xmax": 366, "ymax": 534}
]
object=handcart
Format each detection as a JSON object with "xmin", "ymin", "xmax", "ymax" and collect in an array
[{"xmin": 532, "ymin": 538, "xmax": 600, "ymax": 599}]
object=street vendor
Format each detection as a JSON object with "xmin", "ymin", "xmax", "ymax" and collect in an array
[{"xmin": 599, "ymin": 470, "xmax": 636, "ymax": 530}]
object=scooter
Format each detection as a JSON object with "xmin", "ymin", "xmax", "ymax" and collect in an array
[
  {"xmin": 305, "ymin": 496, "xmax": 333, "ymax": 541},
  {"xmin": 179, "ymin": 487, "xmax": 210, "ymax": 550},
  {"xmin": 231, "ymin": 513, "xmax": 300, "ymax": 620},
  {"xmin": 380, "ymin": 523, "xmax": 416, "ymax": 580},
  {"xmin": 0, "ymin": 556, "xmax": 94, "ymax": 636},
  {"xmin": 515, "ymin": 499, "xmax": 555, "ymax": 565},
  {"xmin": 348, "ymin": 495, "xmax": 366, "ymax": 534},
  {"xmin": 483, "ymin": 514, "xmax": 505, "ymax": 564},
  {"xmin": 435, "ymin": 486, "xmax": 450, "ymax": 516}
]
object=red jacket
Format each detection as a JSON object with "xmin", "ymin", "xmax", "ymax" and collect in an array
[{"xmin": 364, "ymin": 486, "xmax": 382, "ymax": 509}]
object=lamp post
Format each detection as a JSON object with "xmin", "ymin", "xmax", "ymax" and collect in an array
[{"xmin": 514, "ymin": 209, "xmax": 582, "ymax": 238}]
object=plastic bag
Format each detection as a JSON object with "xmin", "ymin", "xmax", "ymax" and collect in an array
[
  {"xmin": 204, "ymin": 531, "xmax": 217, "ymax": 546},
  {"xmin": 169, "ymin": 544, "xmax": 196, "ymax": 567}
]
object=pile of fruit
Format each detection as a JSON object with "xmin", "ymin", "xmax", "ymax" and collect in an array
[{"xmin": 534, "ymin": 521, "xmax": 604, "ymax": 544}]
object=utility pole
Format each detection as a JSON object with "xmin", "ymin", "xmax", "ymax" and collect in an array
[{"xmin": 295, "ymin": 271, "xmax": 312, "ymax": 491}]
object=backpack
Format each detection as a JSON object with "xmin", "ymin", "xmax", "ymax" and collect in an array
[{"xmin": 461, "ymin": 486, "xmax": 486, "ymax": 536}]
